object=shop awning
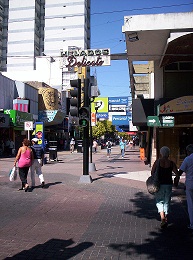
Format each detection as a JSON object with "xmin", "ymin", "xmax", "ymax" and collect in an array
[{"xmin": 132, "ymin": 99, "xmax": 154, "ymax": 126}]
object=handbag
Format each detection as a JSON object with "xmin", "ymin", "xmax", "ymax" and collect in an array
[
  {"xmin": 9, "ymin": 166, "xmax": 18, "ymax": 181},
  {"xmin": 146, "ymin": 159, "xmax": 160, "ymax": 195}
]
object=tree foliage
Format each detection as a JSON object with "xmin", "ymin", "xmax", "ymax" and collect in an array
[
  {"xmin": 92, "ymin": 120, "xmax": 116, "ymax": 139},
  {"xmin": 117, "ymin": 132, "xmax": 129, "ymax": 140}
]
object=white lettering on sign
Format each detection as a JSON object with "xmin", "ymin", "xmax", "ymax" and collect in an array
[
  {"xmin": 112, "ymin": 116, "xmax": 128, "ymax": 121},
  {"xmin": 61, "ymin": 49, "xmax": 110, "ymax": 57},
  {"xmin": 66, "ymin": 56, "xmax": 104, "ymax": 68},
  {"xmin": 60, "ymin": 48, "xmax": 111, "ymax": 68}
]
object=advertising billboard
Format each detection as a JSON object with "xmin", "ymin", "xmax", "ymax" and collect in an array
[
  {"xmin": 91, "ymin": 97, "xmax": 108, "ymax": 113},
  {"xmin": 112, "ymin": 115, "xmax": 131, "ymax": 126}
]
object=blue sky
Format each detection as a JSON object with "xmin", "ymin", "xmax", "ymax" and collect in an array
[{"xmin": 90, "ymin": 0, "xmax": 193, "ymax": 98}]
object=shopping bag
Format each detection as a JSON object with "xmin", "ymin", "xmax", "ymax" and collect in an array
[
  {"xmin": 146, "ymin": 159, "xmax": 160, "ymax": 195},
  {"xmin": 9, "ymin": 166, "xmax": 18, "ymax": 181}
]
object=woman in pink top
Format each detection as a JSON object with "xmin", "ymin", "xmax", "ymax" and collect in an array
[{"xmin": 14, "ymin": 138, "xmax": 33, "ymax": 191}]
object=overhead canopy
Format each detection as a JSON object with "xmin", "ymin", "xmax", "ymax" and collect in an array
[
  {"xmin": 160, "ymin": 33, "xmax": 193, "ymax": 67},
  {"xmin": 122, "ymin": 12, "xmax": 193, "ymax": 64},
  {"xmin": 132, "ymin": 99, "xmax": 154, "ymax": 126}
]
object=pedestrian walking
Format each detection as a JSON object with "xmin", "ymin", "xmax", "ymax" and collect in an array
[
  {"xmin": 70, "ymin": 138, "xmax": 75, "ymax": 153},
  {"xmin": 119, "ymin": 139, "xmax": 126, "ymax": 158},
  {"xmin": 106, "ymin": 140, "xmax": 112, "ymax": 157},
  {"xmin": 5, "ymin": 138, "xmax": 10, "ymax": 156},
  {"xmin": 0, "ymin": 140, "xmax": 4, "ymax": 156},
  {"xmin": 13, "ymin": 138, "xmax": 33, "ymax": 192},
  {"xmin": 30, "ymin": 138, "xmax": 45, "ymax": 189},
  {"xmin": 151, "ymin": 146, "xmax": 178, "ymax": 228},
  {"xmin": 9, "ymin": 139, "xmax": 14, "ymax": 156},
  {"xmin": 175, "ymin": 144, "xmax": 193, "ymax": 230},
  {"xmin": 93, "ymin": 139, "xmax": 98, "ymax": 153}
]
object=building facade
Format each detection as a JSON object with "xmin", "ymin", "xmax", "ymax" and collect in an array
[
  {"xmin": 1, "ymin": 0, "xmax": 90, "ymax": 91},
  {"xmin": 123, "ymin": 11, "xmax": 193, "ymax": 167}
]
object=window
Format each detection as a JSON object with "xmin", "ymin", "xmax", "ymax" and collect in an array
[{"xmin": 179, "ymin": 62, "xmax": 193, "ymax": 71}]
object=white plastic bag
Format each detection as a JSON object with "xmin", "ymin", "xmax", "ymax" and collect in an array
[{"xmin": 9, "ymin": 166, "xmax": 18, "ymax": 181}]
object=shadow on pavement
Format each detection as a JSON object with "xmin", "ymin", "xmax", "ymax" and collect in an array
[
  {"xmin": 108, "ymin": 190, "xmax": 193, "ymax": 259},
  {"xmin": 28, "ymin": 181, "xmax": 62, "ymax": 192},
  {"xmin": 92, "ymin": 171, "xmax": 129, "ymax": 181},
  {"xmin": 4, "ymin": 238, "xmax": 93, "ymax": 259}
]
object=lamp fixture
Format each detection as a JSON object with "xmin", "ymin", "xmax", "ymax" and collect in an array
[{"xmin": 128, "ymin": 33, "xmax": 139, "ymax": 42}]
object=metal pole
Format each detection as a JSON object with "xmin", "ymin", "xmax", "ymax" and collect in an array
[
  {"xmin": 83, "ymin": 78, "xmax": 90, "ymax": 175},
  {"xmin": 89, "ymin": 104, "xmax": 93, "ymax": 163}
]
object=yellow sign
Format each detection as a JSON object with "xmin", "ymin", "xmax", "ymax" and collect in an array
[{"xmin": 91, "ymin": 97, "xmax": 108, "ymax": 113}]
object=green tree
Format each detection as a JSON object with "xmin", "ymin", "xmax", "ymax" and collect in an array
[
  {"xmin": 117, "ymin": 132, "xmax": 129, "ymax": 140},
  {"xmin": 92, "ymin": 121, "xmax": 106, "ymax": 139},
  {"xmin": 92, "ymin": 120, "xmax": 116, "ymax": 139}
]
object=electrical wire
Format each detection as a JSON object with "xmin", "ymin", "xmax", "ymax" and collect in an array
[
  {"xmin": 6, "ymin": 53, "xmax": 193, "ymax": 59},
  {"xmin": 91, "ymin": 3, "xmax": 193, "ymax": 15}
]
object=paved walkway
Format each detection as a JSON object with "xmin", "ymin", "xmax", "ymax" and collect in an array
[{"xmin": 0, "ymin": 145, "xmax": 192, "ymax": 259}]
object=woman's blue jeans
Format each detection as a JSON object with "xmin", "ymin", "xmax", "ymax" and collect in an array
[{"xmin": 155, "ymin": 184, "xmax": 172, "ymax": 215}]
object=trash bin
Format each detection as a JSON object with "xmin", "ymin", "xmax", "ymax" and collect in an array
[
  {"xmin": 48, "ymin": 141, "xmax": 58, "ymax": 161},
  {"xmin": 77, "ymin": 140, "xmax": 83, "ymax": 153},
  {"xmin": 49, "ymin": 148, "xmax": 57, "ymax": 161}
]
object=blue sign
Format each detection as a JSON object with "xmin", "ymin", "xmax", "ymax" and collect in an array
[
  {"xmin": 108, "ymin": 97, "xmax": 128, "ymax": 105},
  {"xmin": 112, "ymin": 115, "xmax": 131, "ymax": 126},
  {"xmin": 96, "ymin": 113, "xmax": 108, "ymax": 119}
]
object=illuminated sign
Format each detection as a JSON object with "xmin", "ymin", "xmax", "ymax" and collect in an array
[{"xmin": 60, "ymin": 49, "xmax": 110, "ymax": 68}]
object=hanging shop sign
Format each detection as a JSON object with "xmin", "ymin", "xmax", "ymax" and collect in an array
[
  {"xmin": 4, "ymin": 109, "xmax": 33, "ymax": 128},
  {"xmin": 60, "ymin": 48, "xmax": 110, "ymax": 68}
]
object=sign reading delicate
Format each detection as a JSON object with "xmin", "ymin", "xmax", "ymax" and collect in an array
[{"xmin": 60, "ymin": 49, "xmax": 110, "ymax": 68}]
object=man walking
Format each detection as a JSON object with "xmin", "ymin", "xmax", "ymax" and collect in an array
[
  {"xmin": 70, "ymin": 138, "xmax": 75, "ymax": 153},
  {"xmin": 30, "ymin": 138, "xmax": 45, "ymax": 189},
  {"xmin": 106, "ymin": 140, "xmax": 112, "ymax": 157},
  {"xmin": 175, "ymin": 144, "xmax": 193, "ymax": 230},
  {"xmin": 119, "ymin": 139, "xmax": 126, "ymax": 158}
]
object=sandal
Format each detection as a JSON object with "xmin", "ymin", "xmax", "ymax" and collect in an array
[
  {"xmin": 18, "ymin": 187, "xmax": 25, "ymax": 191},
  {"xmin": 160, "ymin": 220, "xmax": 168, "ymax": 229},
  {"xmin": 24, "ymin": 185, "xmax": 29, "ymax": 192}
]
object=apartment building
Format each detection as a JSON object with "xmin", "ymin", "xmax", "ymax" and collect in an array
[{"xmin": 0, "ymin": 0, "xmax": 90, "ymax": 90}]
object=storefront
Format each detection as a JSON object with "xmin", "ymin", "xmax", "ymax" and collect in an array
[
  {"xmin": 38, "ymin": 110, "xmax": 66, "ymax": 149},
  {"xmin": 157, "ymin": 96, "xmax": 193, "ymax": 168},
  {"xmin": 4, "ymin": 109, "xmax": 33, "ymax": 152}
]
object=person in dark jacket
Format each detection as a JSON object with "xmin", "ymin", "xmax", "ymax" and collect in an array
[{"xmin": 30, "ymin": 138, "xmax": 45, "ymax": 188}]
